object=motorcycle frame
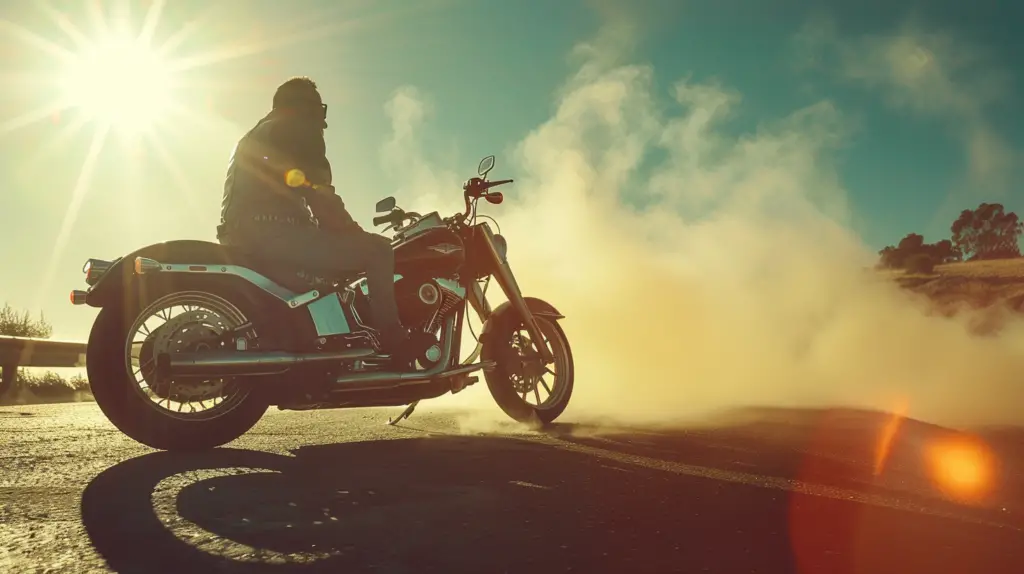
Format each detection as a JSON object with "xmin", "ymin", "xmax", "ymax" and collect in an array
[{"xmin": 118, "ymin": 220, "xmax": 551, "ymax": 367}]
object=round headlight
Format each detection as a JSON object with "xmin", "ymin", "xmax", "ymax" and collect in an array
[{"xmin": 492, "ymin": 233, "xmax": 508, "ymax": 264}]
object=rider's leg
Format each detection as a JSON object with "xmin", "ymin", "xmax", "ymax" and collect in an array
[
  {"xmin": 346, "ymin": 232, "xmax": 436, "ymax": 363},
  {"xmin": 233, "ymin": 224, "xmax": 432, "ymax": 362}
]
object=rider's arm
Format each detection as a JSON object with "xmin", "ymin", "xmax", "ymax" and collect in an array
[
  {"xmin": 272, "ymin": 116, "xmax": 363, "ymax": 234},
  {"xmin": 271, "ymin": 116, "xmax": 332, "ymax": 186}
]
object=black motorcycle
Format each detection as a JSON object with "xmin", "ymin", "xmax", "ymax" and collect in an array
[{"xmin": 69, "ymin": 155, "xmax": 574, "ymax": 451}]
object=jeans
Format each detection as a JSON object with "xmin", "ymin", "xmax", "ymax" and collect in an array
[{"xmin": 222, "ymin": 222, "xmax": 405, "ymax": 347}]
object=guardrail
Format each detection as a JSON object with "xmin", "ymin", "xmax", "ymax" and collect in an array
[{"xmin": 0, "ymin": 336, "xmax": 88, "ymax": 397}]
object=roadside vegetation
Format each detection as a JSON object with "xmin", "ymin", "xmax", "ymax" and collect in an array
[{"xmin": 0, "ymin": 303, "xmax": 92, "ymax": 404}]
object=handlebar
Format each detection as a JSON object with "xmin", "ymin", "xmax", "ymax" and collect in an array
[
  {"xmin": 373, "ymin": 209, "xmax": 423, "ymax": 229},
  {"xmin": 459, "ymin": 177, "xmax": 514, "ymax": 221},
  {"xmin": 373, "ymin": 174, "xmax": 514, "ymax": 231}
]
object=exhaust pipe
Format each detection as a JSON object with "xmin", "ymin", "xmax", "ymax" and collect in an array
[
  {"xmin": 328, "ymin": 361, "xmax": 495, "ymax": 392},
  {"xmin": 162, "ymin": 316, "xmax": 494, "ymax": 390},
  {"xmin": 163, "ymin": 347, "xmax": 375, "ymax": 378}
]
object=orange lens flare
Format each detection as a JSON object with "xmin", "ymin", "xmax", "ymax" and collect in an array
[
  {"xmin": 873, "ymin": 398, "xmax": 908, "ymax": 476},
  {"xmin": 924, "ymin": 434, "xmax": 997, "ymax": 504}
]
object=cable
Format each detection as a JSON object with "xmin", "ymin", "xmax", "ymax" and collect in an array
[
  {"xmin": 474, "ymin": 213, "xmax": 501, "ymax": 234},
  {"xmin": 465, "ymin": 275, "xmax": 491, "ymax": 343}
]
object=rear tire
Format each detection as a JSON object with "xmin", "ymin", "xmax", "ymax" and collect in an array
[
  {"xmin": 87, "ymin": 284, "xmax": 269, "ymax": 451},
  {"xmin": 482, "ymin": 312, "xmax": 574, "ymax": 426}
]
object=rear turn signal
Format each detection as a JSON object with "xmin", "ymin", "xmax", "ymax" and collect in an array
[{"xmin": 70, "ymin": 290, "xmax": 88, "ymax": 305}]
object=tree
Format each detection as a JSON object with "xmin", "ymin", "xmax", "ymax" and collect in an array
[
  {"xmin": 950, "ymin": 203, "xmax": 1023, "ymax": 261},
  {"xmin": 0, "ymin": 303, "xmax": 53, "ymax": 338},
  {"xmin": 905, "ymin": 253, "xmax": 936, "ymax": 274},
  {"xmin": 877, "ymin": 234, "xmax": 959, "ymax": 270}
]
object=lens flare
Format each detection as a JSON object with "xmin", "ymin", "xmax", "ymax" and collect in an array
[{"xmin": 923, "ymin": 433, "xmax": 998, "ymax": 504}]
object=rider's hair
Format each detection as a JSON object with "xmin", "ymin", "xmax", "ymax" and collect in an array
[{"xmin": 272, "ymin": 76, "xmax": 320, "ymax": 110}]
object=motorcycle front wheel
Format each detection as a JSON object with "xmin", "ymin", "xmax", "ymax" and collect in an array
[{"xmin": 481, "ymin": 313, "xmax": 574, "ymax": 425}]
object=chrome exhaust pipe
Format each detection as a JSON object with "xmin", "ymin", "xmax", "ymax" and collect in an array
[
  {"xmin": 329, "ymin": 361, "xmax": 496, "ymax": 393},
  {"xmin": 328, "ymin": 316, "xmax": 496, "ymax": 391},
  {"xmin": 164, "ymin": 347, "xmax": 375, "ymax": 378}
]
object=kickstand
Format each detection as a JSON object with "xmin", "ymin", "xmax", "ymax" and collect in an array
[{"xmin": 387, "ymin": 400, "xmax": 420, "ymax": 426}]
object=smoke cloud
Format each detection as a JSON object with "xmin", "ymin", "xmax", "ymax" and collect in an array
[{"xmin": 379, "ymin": 26, "xmax": 1024, "ymax": 430}]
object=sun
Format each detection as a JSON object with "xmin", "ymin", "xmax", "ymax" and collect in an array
[{"xmin": 58, "ymin": 33, "xmax": 177, "ymax": 135}]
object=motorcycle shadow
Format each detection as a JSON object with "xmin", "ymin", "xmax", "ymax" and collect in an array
[{"xmin": 87, "ymin": 435, "xmax": 792, "ymax": 574}]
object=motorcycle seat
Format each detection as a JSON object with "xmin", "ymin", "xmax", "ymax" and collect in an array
[
  {"xmin": 139, "ymin": 240, "xmax": 360, "ymax": 295},
  {"xmin": 221, "ymin": 245, "xmax": 362, "ymax": 293}
]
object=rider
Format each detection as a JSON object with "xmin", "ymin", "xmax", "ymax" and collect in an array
[{"xmin": 216, "ymin": 76, "xmax": 434, "ymax": 368}]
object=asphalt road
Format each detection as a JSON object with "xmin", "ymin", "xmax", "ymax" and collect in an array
[{"xmin": 0, "ymin": 402, "xmax": 1022, "ymax": 574}]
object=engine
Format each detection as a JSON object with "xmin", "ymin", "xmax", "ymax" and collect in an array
[{"xmin": 394, "ymin": 277, "xmax": 462, "ymax": 334}]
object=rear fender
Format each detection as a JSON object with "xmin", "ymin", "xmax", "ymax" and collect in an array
[{"xmin": 84, "ymin": 240, "xmax": 279, "ymax": 313}]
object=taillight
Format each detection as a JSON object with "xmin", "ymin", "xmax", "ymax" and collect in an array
[{"xmin": 83, "ymin": 259, "xmax": 112, "ymax": 286}]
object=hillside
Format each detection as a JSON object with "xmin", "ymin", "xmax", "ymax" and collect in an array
[
  {"xmin": 894, "ymin": 259, "xmax": 1024, "ymax": 312},
  {"xmin": 882, "ymin": 259, "xmax": 1024, "ymax": 342}
]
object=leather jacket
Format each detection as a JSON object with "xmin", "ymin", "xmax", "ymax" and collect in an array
[{"xmin": 218, "ymin": 109, "xmax": 361, "ymax": 239}]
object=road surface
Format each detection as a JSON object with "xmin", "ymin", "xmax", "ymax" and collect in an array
[{"xmin": 0, "ymin": 402, "xmax": 1021, "ymax": 573}]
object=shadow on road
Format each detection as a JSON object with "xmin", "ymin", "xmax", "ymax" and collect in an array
[{"xmin": 81, "ymin": 420, "xmax": 1023, "ymax": 574}]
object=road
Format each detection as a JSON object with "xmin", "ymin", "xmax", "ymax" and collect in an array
[{"xmin": 0, "ymin": 402, "xmax": 1022, "ymax": 574}]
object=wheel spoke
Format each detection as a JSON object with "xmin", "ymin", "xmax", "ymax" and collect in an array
[
  {"xmin": 124, "ymin": 293, "xmax": 252, "ymax": 421},
  {"xmin": 539, "ymin": 376, "xmax": 552, "ymax": 395}
]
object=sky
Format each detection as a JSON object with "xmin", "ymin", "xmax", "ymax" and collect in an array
[{"xmin": 0, "ymin": 0, "xmax": 1022, "ymax": 364}]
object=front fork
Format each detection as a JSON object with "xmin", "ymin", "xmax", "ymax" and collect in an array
[{"xmin": 470, "ymin": 224, "xmax": 555, "ymax": 364}]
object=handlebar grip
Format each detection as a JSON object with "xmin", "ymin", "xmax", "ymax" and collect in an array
[{"xmin": 372, "ymin": 214, "xmax": 391, "ymax": 226}]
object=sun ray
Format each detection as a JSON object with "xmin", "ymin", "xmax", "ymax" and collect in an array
[
  {"xmin": 163, "ymin": 1, "xmax": 440, "ymax": 73},
  {"xmin": 85, "ymin": 0, "xmax": 110, "ymax": 37},
  {"xmin": 145, "ymin": 130, "xmax": 203, "ymax": 217},
  {"xmin": 120, "ymin": 135, "xmax": 144, "ymax": 242},
  {"xmin": 155, "ymin": 2, "xmax": 232, "ymax": 57},
  {"xmin": 32, "ymin": 123, "xmax": 111, "ymax": 312},
  {"xmin": 36, "ymin": 2, "xmax": 93, "ymax": 50},
  {"xmin": 109, "ymin": 0, "xmax": 135, "ymax": 36},
  {"xmin": 0, "ymin": 100, "xmax": 72, "ymax": 136},
  {"xmin": 138, "ymin": 0, "xmax": 166, "ymax": 46},
  {"xmin": 0, "ymin": 71, "xmax": 60, "ymax": 89},
  {"xmin": 165, "ymin": 17, "xmax": 351, "ymax": 73},
  {"xmin": 164, "ymin": 100, "xmax": 242, "ymax": 138},
  {"xmin": 0, "ymin": 19, "xmax": 74, "ymax": 61},
  {"xmin": 19, "ymin": 114, "xmax": 92, "ymax": 178}
]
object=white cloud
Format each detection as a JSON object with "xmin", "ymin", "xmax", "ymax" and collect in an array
[
  {"xmin": 797, "ymin": 18, "xmax": 1019, "ymax": 195},
  {"xmin": 380, "ymin": 25, "xmax": 1024, "ymax": 429}
]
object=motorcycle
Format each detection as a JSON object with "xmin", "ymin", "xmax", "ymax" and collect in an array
[{"xmin": 69, "ymin": 155, "xmax": 574, "ymax": 451}]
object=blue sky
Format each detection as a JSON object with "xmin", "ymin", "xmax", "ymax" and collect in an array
[{"xmin": 0, "ymin": 0, "xmax": 1022, "ymax": 340}]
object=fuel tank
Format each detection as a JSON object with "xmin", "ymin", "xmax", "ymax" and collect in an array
[{"xmin": 393, "ymin": 227, "xmax": 465, "ymax": 277}]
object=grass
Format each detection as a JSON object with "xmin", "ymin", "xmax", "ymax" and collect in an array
[
  {"xmin": 0, "ymin": 369, "xmax": 93, "ymax": 405},
  {"xmin": 892, "ymin": 258, "xmax": 1024, "ymax": 311}
]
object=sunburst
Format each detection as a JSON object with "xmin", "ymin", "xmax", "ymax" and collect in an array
[{"xmin": 0, "ymin": 0, "xmax": 444, "ymax": 312}]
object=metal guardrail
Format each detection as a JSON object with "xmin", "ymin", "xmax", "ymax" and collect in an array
[{"xmin": 0, "ymin": 336, "xmax": 88, "ymax": 397}]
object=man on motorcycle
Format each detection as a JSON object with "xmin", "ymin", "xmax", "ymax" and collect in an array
[{"xmin": 216, "ymin": 76, "xmax": 434, "ymax": 368}]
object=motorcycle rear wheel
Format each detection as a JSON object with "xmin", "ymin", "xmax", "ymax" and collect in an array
[
  {"xmin": 87, "ymin": 284, "xmax": 269, "ymax": 451},
  {"xmin": 482, "ymin": 314, "xmax": 574, "ymax": 425}
]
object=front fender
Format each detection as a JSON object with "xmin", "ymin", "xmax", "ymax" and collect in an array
[
  {"xmin": 85, "ymin": 240, "xmax": 254, "ymax": 309},
  {"xmin": 481, "ymin": 297, "xmax": 564, "ymax": 338}
]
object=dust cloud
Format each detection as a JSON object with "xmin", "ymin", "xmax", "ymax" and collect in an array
[{"xmin": 380, "ymin": 26, "xmax": 1024, "ymax": 430}]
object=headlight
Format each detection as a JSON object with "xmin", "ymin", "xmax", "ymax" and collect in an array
[{"xmin": 492, "ymin": 233, "xmax": 508, "ymax": 264}]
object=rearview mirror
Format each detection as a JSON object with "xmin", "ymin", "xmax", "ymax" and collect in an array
[
  {"xmin": 375, "ymin": 196, "xmax": 396, "ymax": 213},
  {"xmin": 477, "ymin": 155, "xmax": 495, "ymax": 177}
]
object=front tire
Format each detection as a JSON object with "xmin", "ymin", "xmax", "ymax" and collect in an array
[
  {"xmin": 87, "ymin": 284, "xmax": 269, "ymax": 451},
  {"xmin": 482, "ymin": 312, "xmax": 574, "ymax": 425}
]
